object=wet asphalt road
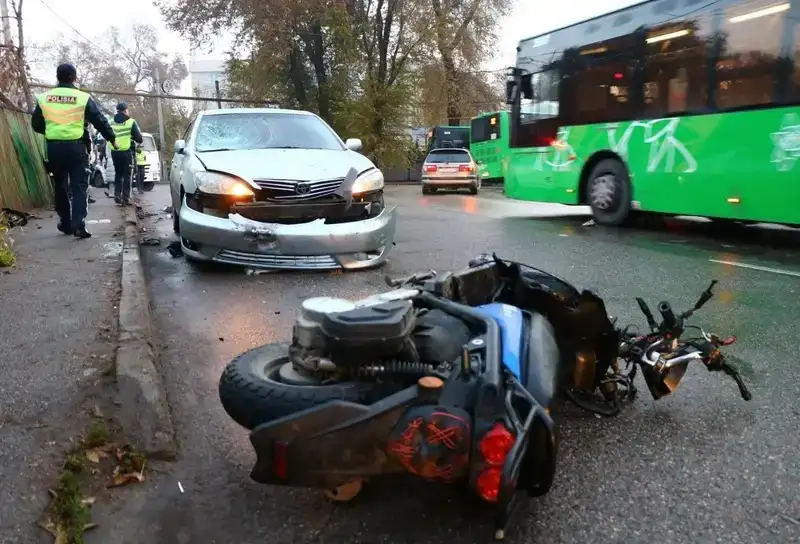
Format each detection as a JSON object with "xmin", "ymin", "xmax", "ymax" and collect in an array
[{"xmin": 92, "ymin": 184, "xmax": 800, "ymax": 544}]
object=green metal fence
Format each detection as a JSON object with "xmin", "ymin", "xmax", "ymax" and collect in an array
[{"xmin": 0, "ymin": 105, "xmax": 51, "ymax": 210}]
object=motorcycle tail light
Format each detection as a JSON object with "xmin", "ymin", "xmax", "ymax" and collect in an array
[
  {"xmin": 476, "ymin": 423, "xmax": 515, "ymax": 502},
  {"xmin": 476, "ymin": 467, "xmax": 502, "ymax": 502},
  {"xmin": 273, "ymin": 441, "xmax": 288, "ymax": 479},
  {"xmin": 479, "ymin": 423, "xmax": 515, "ymax": 466}
]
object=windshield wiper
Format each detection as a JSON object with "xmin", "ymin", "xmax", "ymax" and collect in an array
[{"xmin": 197, "ymin": 147, "xmax": 237, "ymax": 153}]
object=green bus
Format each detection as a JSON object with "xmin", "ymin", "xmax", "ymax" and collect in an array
[
  {"xmin": 426, "ymin": 125, "xmax": 470, "ymax": 153},
  {"xmin": 504, "ymin": 0, "xmax": 800, "ymax": 227},
  {"xmin": 470, "ymin": 111, "xmax": 511, "ymax": 183}
]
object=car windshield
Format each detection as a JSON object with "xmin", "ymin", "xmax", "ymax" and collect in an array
[
  {"xmin": 426, "ymin": 150, "xmax": 471, "ymax": 163},
  {"xmin": 141, "ymin": 136, "xmax": 157, "ymax": 152},
  {"xmin": 194, "ymin": 112, "xmax": 344, "ymax": 153}
]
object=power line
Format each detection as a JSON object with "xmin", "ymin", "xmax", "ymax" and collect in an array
[{"xmin": 36, "ymin": 0, "xmax": 115, "ymax": 62}]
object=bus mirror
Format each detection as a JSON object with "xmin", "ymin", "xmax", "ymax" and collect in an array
[
  {"xmin": 505, "ymin": 80, "xmax": 516, "ymax": 104},
  {"xmin": 521, "ymin": 76, "xmax": 533, "ymax": 100}
]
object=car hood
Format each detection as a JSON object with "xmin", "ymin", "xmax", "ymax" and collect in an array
[{"xmin": 195, "ymin": 148, "xmax": 376, "ymax": 181}]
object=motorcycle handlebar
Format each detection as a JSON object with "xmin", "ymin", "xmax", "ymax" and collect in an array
[{"xmin": 384, "ymin": 270, "xmax": 437, "ymax": 287}]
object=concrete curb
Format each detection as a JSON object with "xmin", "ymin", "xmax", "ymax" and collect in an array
[{"xmin": 115, "ymin": 205, "xmax": 176, "ymax": 460}]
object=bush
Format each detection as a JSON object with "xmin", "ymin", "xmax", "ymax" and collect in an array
[{"xmin": 0, "ymin": 212, "xmax": 16, "ymax": 267}]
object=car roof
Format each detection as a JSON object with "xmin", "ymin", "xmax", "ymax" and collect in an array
[{"xmin": 198, "ymin": 107, "xmax": 314, "ymax": 117}]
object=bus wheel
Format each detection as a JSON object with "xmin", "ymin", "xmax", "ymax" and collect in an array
[{"xmin": 587, "ymin": 159, "xmax": 631, "ymax": 226}]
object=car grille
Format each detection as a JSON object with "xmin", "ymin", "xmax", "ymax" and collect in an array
[
  {"xmin": 213, "ymin": 249, "xmax": 340, "ymax": 270},
  {"xmin": 253, "ymin": 178, "xmax": 344, "ymax": 202}
]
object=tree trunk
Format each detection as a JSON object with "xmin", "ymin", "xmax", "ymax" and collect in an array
[
  {"xmin": 287, "ymin": 45, "xmax": 308, "ymax": 108},
  {"xmin": 441, "ymin": 52, "xmax": 460, "ymax": 125},
  {"xmin": 13, "ymin": 0, "xmax": 32, "ymax": 110},
  {"xmin": 302, "ymin": 23, "xmax": 331, "ymax": 122}
]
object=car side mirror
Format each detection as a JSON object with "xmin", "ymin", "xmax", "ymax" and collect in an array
[
  {"xmin": 345, "ymin": 138, "xmax": 363, "ymax": 152},
  {"xmin": 174, "ymin": 139, "xmax": 186, "ymax": 154}
]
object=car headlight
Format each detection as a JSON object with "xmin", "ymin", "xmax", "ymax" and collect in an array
[
  {"xmin": 351, "ymin": 169, "xmax": 384, "ymax": 194},
  {"xmin": 194, "ymin": 171, "xmax": 255, "ymax": 197}
]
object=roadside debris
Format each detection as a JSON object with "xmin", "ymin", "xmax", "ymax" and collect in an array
[
  {"xmin": 162, "ymin": 205, "xmax": 173, "ymax": 214},
  {"xmin": 140, "ymin": 236, "xmax": 161, "ymax": 246},
  {"xmin": 245, "ymin": 267, "xmax": 274, "ymax": 276},
  {"xmin": 582, "ymin": 219, "xmax": 596, "ymax": 227},
  {"xmin": 167, "ymin": 241, "xmax": 183, "ymax": 258},
  {"xmin": 1, "ymin": 207, "xmax": 34, "ymax": 228}
]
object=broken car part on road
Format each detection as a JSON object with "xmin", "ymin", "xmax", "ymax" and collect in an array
[{"xmin": 218, "ymin": 253, "xmax": 751, "ymax": 541}]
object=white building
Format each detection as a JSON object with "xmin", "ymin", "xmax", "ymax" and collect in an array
[{"xmin": 188, "ymin": 58, "xmax": 229, "ymax": 110}]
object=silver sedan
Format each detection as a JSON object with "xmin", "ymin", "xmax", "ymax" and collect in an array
[{"xmin": 169, "ymin": 108, "xmax": 397, "ymax": 271}]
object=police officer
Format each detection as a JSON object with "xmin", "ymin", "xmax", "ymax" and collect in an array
[
  {"xmin": 135, "ymin": 144, "xmax": 147, "ymax": 192},
  {"xmin": 31, "ymin": 63, "xmax": 117, "ymax": 238},
  {"xmin": 109, "ymin": 102, "xmax": 143, "ymax": 206}
]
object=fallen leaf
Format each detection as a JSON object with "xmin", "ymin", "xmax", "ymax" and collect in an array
[
  {"xmin": 108, "ymin": 471, "xmax": 144, "ymax": 488},
  {"xmin": 85, "ymin": 448, "xmax": 108, "ymax": 463}
]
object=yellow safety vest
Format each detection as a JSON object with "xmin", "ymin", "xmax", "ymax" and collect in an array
[
  {"xmin": 36, "ymin": 87, "xmax": 90, "ymax": 141},
  {"xmin": 109, "ymin": 118, "xmax": 135, "ymax": 151},
  {"xmin": 136, "ymin": 149, "xmax": 147, "ymax": 165}
]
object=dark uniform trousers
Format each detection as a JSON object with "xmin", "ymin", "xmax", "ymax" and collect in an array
[
  {"xmin": 47, "ymin": 141, "xmax": 90, "ymax": 229},
  {"xmin": 111, "ymin": 150, "xmax": 133, "ymax": 202}
]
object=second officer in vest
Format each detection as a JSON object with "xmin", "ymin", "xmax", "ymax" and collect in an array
[
  {"xmin": 109, "ymin": 102, "xmax": 143, "ymax": 206},
  {"xmin": 31, "ymin": 63, "xmax": 117, "ymax": 238}
]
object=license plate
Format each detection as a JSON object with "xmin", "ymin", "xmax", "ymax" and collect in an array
[{"xmin": 440, "ymin": 167, "xmax": 458, "ymax": 174}]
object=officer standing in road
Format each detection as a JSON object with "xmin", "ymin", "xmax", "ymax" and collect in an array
[
  {"xmin": 135, "ymin": 143, "xmax": 147, "ymax": 193},
  {"xmin": 31, "ymin": 63, "xmax": 117, "ymax": 238},
  {"xmin": 109, "ymin": 102, "xmax": 143, "ymax": 206}
]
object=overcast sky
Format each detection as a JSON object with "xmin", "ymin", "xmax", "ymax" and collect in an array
[{"xmin": 21, "ymin": 0, "xmax": 639, "ymax": 94}]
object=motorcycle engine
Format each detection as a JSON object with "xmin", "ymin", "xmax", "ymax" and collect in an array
[{"xmin": 289, "ymin": 292, "xmax": 472, "ymax": 379}]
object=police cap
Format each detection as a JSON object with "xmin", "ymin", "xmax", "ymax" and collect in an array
[
  {"xmin": 116, "ymin": 102, "xmax": 128, "ymax": 112},
  {"xmin": 56, "ymin": 63, "xmax": 77, "ymax": 83}
]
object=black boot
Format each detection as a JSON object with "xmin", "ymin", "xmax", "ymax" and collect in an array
[
  {"xmin": 73, "ymin": 226, "xmax": 92, "ymax": 239},
  {"xmin": 57, "ymin": 222, "xmax": 73, "ymax": 235}
]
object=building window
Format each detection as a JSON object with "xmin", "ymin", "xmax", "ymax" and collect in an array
[
  {"xmin": 643, "ymin": 18, "xmax": 713, "ymax": 116},
  {"xmin": 716, "ymin": 0, "xmax": 787, "ymax": 110}
]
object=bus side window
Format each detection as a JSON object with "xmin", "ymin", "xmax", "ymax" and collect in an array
[
  {"xmin": 643, "ymin": 17, "xmax": 713, "ymax": 117},
  {"xmin": 716, "ymin": 0, "xmax": 787, "ymax": 110}
]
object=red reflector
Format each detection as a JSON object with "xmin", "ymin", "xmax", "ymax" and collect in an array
[
  {"xmin": 613, "ymin": 72, "xmax": 624, "ymax": 80},
  {"xmin": 424, "ymin": 164, "xmax": 437, "ymax": 172},
  {"xmin": 273, "ymin": 441, "xmax": 288, "ymax": 479},
  {"xmin": 479, "ymin": 423, "xmax": 515, "ymax": 466},
  {"xmin": 459, "ymin": 164, "xmax": 475, "ymax": 172},
  {"xmin": 476, "ymin": 467, "xmax": 502, "ymax": 502}
]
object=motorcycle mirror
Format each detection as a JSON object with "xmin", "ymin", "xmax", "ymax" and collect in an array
[{"xmin": 693, "ymin": 280, "xmax": 718, "ymax": 311}]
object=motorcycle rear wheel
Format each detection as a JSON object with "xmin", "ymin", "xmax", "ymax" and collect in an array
[{"xmin": 218, "ymin": 342, "xmax": 374, "ymax": 430}]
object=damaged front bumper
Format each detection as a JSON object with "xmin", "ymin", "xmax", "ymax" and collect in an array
[{"xmin": 178, "ymin": 196, "xmax": 397, "ymax": 270}]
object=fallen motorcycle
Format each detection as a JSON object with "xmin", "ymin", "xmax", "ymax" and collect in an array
[{"xmin": 218, "ymin": 254, "xmax": 752, "ymax": 540}]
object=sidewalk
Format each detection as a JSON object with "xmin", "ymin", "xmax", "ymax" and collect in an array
[{"xmin": 0, "ymin": 193, "xmax": 125, "ymax": 543}]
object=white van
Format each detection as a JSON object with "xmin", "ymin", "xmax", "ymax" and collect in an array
[{"xmin": 101, "ymin": 132, "xmax": 162, "ymax": 191}]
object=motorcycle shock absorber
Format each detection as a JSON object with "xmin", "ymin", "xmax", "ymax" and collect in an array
[{"xmin": 357, "ymin": 360, "xmax": 436, "ymax": 378}]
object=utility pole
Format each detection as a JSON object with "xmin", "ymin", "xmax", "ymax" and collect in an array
[
  {"xmin": 154, "ymin": 70, "xmax": 167, "ymax": 181},
  {"xmin": 0, "ymin": 0, "xmax": 12, "ymax": 46},
  {"xmin": 214, "ymin": 79, "xmax": 222, "ymax": 109}
]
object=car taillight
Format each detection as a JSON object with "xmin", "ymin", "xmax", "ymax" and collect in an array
[
  {"xmin": 476, "ymin": 423, "xmax": 515, "ymax": 502},
  {"xmin": 459, "ymin": 164, "xmax": 475, "ymax": 172},
  {"xmin": 424, "ymin": 164, "xmax": 437, "ymax": 172},
  {"xmin": 273, "ymin": 441, "xmax": 288, "ymax": 479}
]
